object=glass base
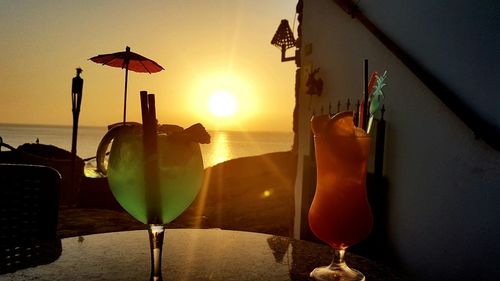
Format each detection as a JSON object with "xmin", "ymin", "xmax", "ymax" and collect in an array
[{"xmin": 310, "ymin": 262, "xmax": 365, "ymax": 281}]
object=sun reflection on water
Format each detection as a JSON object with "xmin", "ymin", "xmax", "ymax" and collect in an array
[
  {"xmin": 204, "ymin": 131, "xmax": 231, "ymax": 167},
  {"xmin": 198, "ymin": 130, "xmax": 293, "ymax": 168}
]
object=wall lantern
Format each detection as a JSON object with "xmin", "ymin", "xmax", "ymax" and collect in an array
[{"xmin": 271, "ymin": 19, "xmax": 296, "ymax": 62}]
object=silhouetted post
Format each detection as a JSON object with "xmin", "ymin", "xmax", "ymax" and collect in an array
[
  {"xmin": 71, "ymin": 68, "xmax": 83, "ymax": 156},
  {"xmin": 70, "ymin": 68, "xmax": 83, "ymax": 205}
]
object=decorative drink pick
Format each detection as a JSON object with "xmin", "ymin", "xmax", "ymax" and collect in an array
[
  {"xmin": 367, "ymin": 71, "xmax": 387, "ymax": 133},
  {"xmin": 309, "ymin": 111, "xmax": 372, "ymax": 281},
  {"xmin": 96, "ymin": 91, "xmax": 210, "ymax": 281}
]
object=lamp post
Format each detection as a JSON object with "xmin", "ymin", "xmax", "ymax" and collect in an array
[{"xmin": 70, "ymin": 67, "xmax": 83, "ymax": 206}]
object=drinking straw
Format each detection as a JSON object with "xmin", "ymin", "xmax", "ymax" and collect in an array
[
  {"xmin": 140, "ymin": 91, "xmax": 161, "ymax": 224},
  {"xmin": 363, "ymin": 59, "xmax": 369, "ymax": 130},
  {"xmin": 358, "ymin": 99, "xmax": 365, "ymax": 128}
]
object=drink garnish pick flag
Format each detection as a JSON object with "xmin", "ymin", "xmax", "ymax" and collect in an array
[{"xmin": 367, "ymin": 71, "xmax": 387, "ymax": 133}]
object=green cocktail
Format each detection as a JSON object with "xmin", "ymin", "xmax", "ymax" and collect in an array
[
  {"xmin": 107, "ymin": 131, "xmax": 204, "ymax": 224},
  {"xmin": 96, "ymin": 120, "xmax": 209, "ymax": 281}
]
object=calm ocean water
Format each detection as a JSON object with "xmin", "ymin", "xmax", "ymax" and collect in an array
[{"xmin": 0, "ymin": 124, "xmax": 293, "ymax": 168}]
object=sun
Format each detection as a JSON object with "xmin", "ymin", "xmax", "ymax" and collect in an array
[
  {"xmin": 208, "ymin": 90, "xmax": 239, "ymax": 117},
  {"xmin": 190, "ymin": 72, "xmax": 257, "ymax": 128}
]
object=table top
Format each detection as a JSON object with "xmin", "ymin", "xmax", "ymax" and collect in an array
[{"xmin": 0, "ymin": 229, "xmax": 403, "ymax": 281}]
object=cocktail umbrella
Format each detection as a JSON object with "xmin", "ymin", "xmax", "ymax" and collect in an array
[{"xmin": 89, "ymin": 46, "xmax": 164, "ymax": 123}]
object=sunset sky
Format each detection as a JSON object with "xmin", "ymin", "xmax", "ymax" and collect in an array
[{"xmin": 0, "ymin": 0, "xmax": 297, "ymax": 132}]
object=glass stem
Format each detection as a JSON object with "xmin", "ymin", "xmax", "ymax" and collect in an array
[
  {"xmin": 148, "ymin": 224, "xmax": 166, "ymax": 281},
  {"xmin": 331, "ymin": 248, "xmax": 346, "ymax": 267}
]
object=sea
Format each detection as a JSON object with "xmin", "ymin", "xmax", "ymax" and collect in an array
[{"xmin": 0, "ymin": 124, "xmax": 294, "ymax": 168}]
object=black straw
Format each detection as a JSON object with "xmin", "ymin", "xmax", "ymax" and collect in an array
[{"xmin": 363, "ymin": 59, "xmax": 369, "ymax": 130}]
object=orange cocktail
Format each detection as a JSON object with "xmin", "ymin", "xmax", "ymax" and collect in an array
[{"xmin": 308, "ymin": 111, "xmax": 372, "ymax": 281}]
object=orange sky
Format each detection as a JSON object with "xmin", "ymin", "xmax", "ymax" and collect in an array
[{"xmin": 0, "ymin": 1, "xmax": 297, "ymax": 132}]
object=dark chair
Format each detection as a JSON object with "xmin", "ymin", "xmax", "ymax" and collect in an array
[{"xmin": 0, "ymin": 164, "xmax": 62, "ymax": 274}]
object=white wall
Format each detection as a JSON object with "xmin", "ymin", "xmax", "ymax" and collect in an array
[
  {"xmin": 358, "ymin": 0, "xmax": 500, "ymax": 131},
  {"xmin": 294, "ymin": 1, "xmax": 500, "ymax": 280}
]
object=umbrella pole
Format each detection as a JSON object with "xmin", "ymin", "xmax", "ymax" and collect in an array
[{"xmin": 123, "ymin": 66, "xmax": 129, "ymax": 124}]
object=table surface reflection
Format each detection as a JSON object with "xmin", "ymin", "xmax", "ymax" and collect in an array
[{"xmin": 0, "ymin": 229, "xmax": 403, "ymax": 280}]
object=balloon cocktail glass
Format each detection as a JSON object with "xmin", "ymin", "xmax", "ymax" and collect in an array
[
  {"xmin": 97, "ymin": 92, "xmax": 210, "ymax": 281},
  {"xmin": 308, "ymin": 111, "xmax": 373, "ymax": 281}
]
